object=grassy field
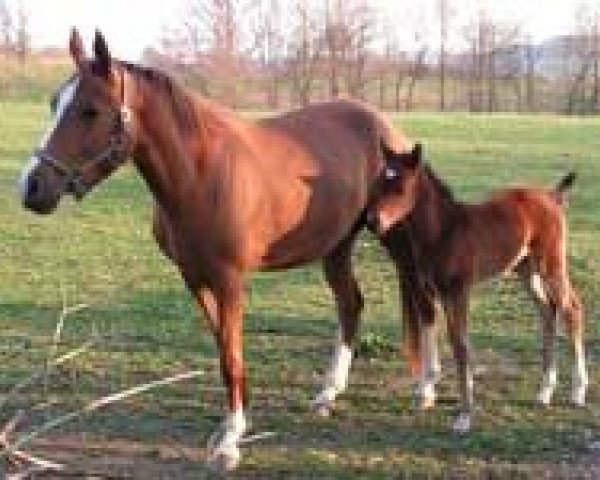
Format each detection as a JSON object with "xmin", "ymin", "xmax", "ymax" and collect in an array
[{"xmin": 1, "ymin": 102, "xmax": 600, "ymax": 478}]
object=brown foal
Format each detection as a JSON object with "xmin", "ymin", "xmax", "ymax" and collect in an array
[
  {"xmin": 19, "ymin": 29, "xmax": 415, "ymax": 471},
  {"xmin": 369, "ymin": 143, "xmax": 587, "ymax": 434}
]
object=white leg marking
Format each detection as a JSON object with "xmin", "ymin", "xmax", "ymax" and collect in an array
[
  {"xmin": 530, "ymin": 273, "xmax": 548, "ymax": 303},
  {"xmin": 452, "ymin": 411, "xmax": 472, "ymax": 435},
  {"xmin": 452, "ymin": 364, "xmax": 474, "ymax": 435},
  {"xmin": 419, "ymin": 323, "xmax": 438, "ymax": 409},
  {"xmin": 206, "ymin": 407, "xmax": 247, "ymax": 472},
  {"xmin": 19, "ymin": 77, "xmax": 80, "ymax": 199},
  {"xmin": 312, "ymin": 332, "xmax": 353, "ymax": 410},
  {"xmin": 571, "ymin": 339, "xmax": 588, "ymax": 406},
  {"xmin": 537, "ymin": 362, "xmax": 558, "ymax": 406}
]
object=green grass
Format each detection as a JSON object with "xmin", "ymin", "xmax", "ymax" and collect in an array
[{"xmin": 1, "ymin": 101, "xmax": 600, "ymax": 478}]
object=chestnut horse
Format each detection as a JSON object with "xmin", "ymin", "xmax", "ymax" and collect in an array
[
  {"xmin": 368, "ymin": 143, "xmax": 587, "ymax": 434},
  {"xmin": 18, "ymin": 29, "xmax": 414, "ymax": 471}
]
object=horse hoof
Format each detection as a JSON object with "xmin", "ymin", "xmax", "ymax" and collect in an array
[
  {"xmin": 206, "ymin": 444, "xmax": 241, "ymax": 475},
  {"xmin": 452, "ymin": 412, "xmax": 471, "ymax": 435}
]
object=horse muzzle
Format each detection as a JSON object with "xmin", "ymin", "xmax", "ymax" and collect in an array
[{"xmin": 20, "ymin": 158, "xmax": 64, "ymax": 215}]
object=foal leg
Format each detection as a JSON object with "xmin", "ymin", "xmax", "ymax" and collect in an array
[
  {"xmin": 194, "ymin": 278, "xmax": 248, "ymax": 472},
  {"xmin": 383, "ymin": 232, "xmax": 439, "ymax": 407},
  {"xmin": 403, "ymin": 278, "xmax": 439, "ymax": 409},
  {"xmin": 539, "ymin": 240, "xmax": 587, "ymax": 406},
  {"xmin": 312, "ymin": 235, "xmax": 363, "ymax": 415},
  {"xmin": 518, "ymin": 268, "xmax": 559, "ymax": 407},
  {"xmin": 559, "ymin": 285, "xmax": 587, "ymax": 406},
  {"xmin": 443, "ymin": 289, "xmax": 474, "ymax": 434}
]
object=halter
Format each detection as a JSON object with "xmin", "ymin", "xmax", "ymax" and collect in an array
[{"xmin": 35, "ymin": 68, "xmax": 132, "ymax": 200}]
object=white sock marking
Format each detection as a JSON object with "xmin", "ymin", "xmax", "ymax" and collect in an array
[
  {"xmin": 571, "ymin": 340, "xmax": 588, "ymax": 405},
  {"xmin": 538, "ymin": 363, "xmax": 557, "ymax": 405},
  {"xmin": 314, "ymin": 334, "xmax": 353, "ymax": 405},
  {"xmin": 419, "ymin": 324, "xmax": 438, "ymax": 407}
]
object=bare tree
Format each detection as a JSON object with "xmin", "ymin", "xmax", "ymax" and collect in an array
[
  {"xmin": 0, "ymin": 0, "xmax": 11, "ymax": 53},
  {"xmin": 462, "ymin": 9, "xmax": 521, "ymax": 112},
  {"xmin": 14, "ymin": 1, "xmax": 29, "ymax": 61},
  {"xmin": 438, "ymin": 0, "xmax": 450, "ymax": 110},
  {"xmin": 159, "ymin": 0, "xmax": 263, "ymax": 105},
  {"xmin": 524, "ymin": 36, "xmax": 541, "ymax": 111},
  {"xmin": 258, "ymin": 0, "xmax": 285, "ymax": 108},
  {"xmin": 563, "ymin": 3, "xmax": 600, "ymax": 114},
  {"xmin": 405, "ymin": 45, "xmax": 428, "ymax": 110},
  {"xmin": 284, "ymin": 0, "xmax": 319, "ymax": 105}
]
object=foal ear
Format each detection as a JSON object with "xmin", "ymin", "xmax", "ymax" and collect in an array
[
  {"xmin": 406, "ymin": 143, "xmax": 422, "ymax": 169},
  {"xmin": 380, "ymin": 139, "xmax": 396, "ymax": 161},
  {"xmin": 69, "ymin": 27, "xmax": 85, "ymax": 68},
  {"xmin": 93, "ymin": 29, "xmax": 112, "ymax": 78}
]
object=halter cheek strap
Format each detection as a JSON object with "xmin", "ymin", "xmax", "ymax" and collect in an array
[{"xmin": 36, "ymin": 68, "xmax": 133, "ymax": 200}]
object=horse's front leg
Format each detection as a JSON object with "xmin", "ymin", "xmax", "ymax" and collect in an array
[{"xmin": 194, "ymin": 277, "xmax": 248, "ymax": 473}]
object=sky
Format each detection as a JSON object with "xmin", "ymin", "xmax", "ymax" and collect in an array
[{"xmin": 4, "ymin": 0, "xmax": 590, "ymax": 61}]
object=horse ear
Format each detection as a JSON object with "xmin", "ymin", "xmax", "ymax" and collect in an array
[
  {"xmin": 93, "ymin": 29, "xmax": 112, "ymax": 77},
  {"xmin": 69, "ymin": 27, "xmax": 85, "ymax": 68}
]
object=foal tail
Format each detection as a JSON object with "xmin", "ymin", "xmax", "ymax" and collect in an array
[{"xmin": 553, "ymin": 171, "xmax": 577, "ymax": 205}]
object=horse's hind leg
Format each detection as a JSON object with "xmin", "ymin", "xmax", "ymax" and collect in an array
[
  {"xmin": 312, "ymin": 234, "xmax": 364, "ymax": 415},
  {"xmin": 518, "ymin": 263, "xmax": 559, "ymax": 407}
]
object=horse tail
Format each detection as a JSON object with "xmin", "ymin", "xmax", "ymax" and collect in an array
[{"xmin": 553, "ymin": 171, "xmax": 577, "ymax": 205}]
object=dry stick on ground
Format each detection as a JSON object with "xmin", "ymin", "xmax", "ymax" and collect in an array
[
  {"xmin": 1, "ymin": 369, "xmax": 205, "ymax": 478},
  {"xmin": 11, "ymin": 369, "xmax": 205, "ymax": 451},
  {"xmin": 0, "ymin": 295, "xmax": 90, "ymax": 478}
]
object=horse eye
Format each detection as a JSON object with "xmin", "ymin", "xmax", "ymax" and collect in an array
[{"xmin": 80, "ymin": 106, "xmax": 99, "ymax": 121}]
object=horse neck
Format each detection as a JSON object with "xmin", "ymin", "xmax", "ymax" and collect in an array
[
  {"xmin": 407, "ymin": 169, "xmax": 462, "ymax": 256},
  {"xmin": 130, "ymin": 76, "xmax": 219, "ymax": 215}
]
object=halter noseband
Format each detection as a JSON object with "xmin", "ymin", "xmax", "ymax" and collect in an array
[{"xmin": 36, "ymin": 68, "xmax": 132, "ymax": 200}]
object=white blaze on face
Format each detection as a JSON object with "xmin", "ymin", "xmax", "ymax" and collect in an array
[{"xmin": 19, "ymin": 77, "xmax": 80, "ymax": 200}]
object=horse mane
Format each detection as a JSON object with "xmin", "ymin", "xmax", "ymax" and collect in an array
[{"xmin": 116, "ymin": 61, "xmax": 199, "ymax": 135}]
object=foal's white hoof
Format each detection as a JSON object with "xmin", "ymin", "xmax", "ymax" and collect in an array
[
  {"xmin": 206, "ymin": 443, "xmax": 241, "ymax": 474},
  {"xmin": 414, "ymin": 393, "xmax": 436, "ymax": 410},
  {"xmin": 570, "ymin": 387, "xmax": 587, "ymax": 407},
  {"xmin": 535, "ymin": 391, "xmax": 553, "ymax": 409},
  {"xmin": 311, "ymin": 389, "xmax": 337, "ymax": 417},
  {"xmin": 452, "ymin": 412, "xmax": 472, "ymax": 435},
  {"xmin": 311, "ymin": 397, "xmax": 334, "ymax": 417}
]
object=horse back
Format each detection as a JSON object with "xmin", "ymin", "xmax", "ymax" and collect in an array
[{"xmin": 239, "ymin": 100, "xmax": 410, "ymax": 269}]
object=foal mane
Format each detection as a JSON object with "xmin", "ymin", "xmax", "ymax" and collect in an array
[
  {"xmin": 116, "ymin": 61, "xmax": 199, "ymax": 135},
  {"xmin": 421, "ymin": 164, "xmax": 456, "ymax": 204}
]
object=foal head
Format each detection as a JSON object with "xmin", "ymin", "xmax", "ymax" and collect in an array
[
  {"xmin": 20, "ymin": 28, "xmax": 136, "ymax": 214},
  {"xmin": 368, "ymin": 142, "xmax": 422, "ymax": 235}
]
